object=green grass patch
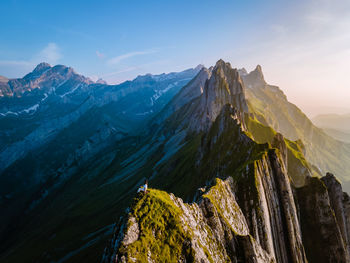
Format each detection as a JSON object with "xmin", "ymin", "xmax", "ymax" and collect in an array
[{"xmin": 120, "ymin": 189, "xmax": 194, "ymax": 262}]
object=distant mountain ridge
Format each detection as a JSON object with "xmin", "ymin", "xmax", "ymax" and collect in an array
[
  {"xmin": 0, "ymin": 62, "xmax": 93, "ymax": 98},
  {"xmin": 321, "ymin": 128, "xmax": 350, "ymax": 143},
  {"xmin": 312, "ymin": 113, "xmax": 350, "ymax": 133},
  {"xmin": 0, "ymin": 63, "xmax": 202, "ymax": 263},
  {"xmin": 240, "ymin": 65, "xmax": 350, "ymax": 187}
]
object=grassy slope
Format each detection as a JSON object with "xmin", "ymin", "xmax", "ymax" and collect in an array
[
  {"xmin": 245, "ymin": 85, "xmax": 350, "ymax": 188},
  {"xmin": 244, "ymin": 113, "xmax": 315, "ymax": 186},
  {"xmin": 115, "ymin": 105, "xmax": 314, "ymax": 262},
  {"xmin": 119, "ymin": 189, "xmax": 194, "ymax": 262}
]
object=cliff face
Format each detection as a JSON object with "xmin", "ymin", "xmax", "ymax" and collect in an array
[
  {"xmin": 102, "ymin": 178, "xmax": 274, "ymax": 263},
  {"xmin": 296, "ymin": 174, "xmax": 350, "ymax": 263},
  {"xmin": 102, "ymin": 60, "xmax": 350, "ymax": 263},
  {"xmin": 189, "ymin": 60, "xmax": 248, "ymax": 132},
  {"xmin": 103, "ymin": 141, "xmax": 350, "ymax": 263}
]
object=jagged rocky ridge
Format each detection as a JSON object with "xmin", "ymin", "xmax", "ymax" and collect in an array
[
  {"xmin": 103, "ymin": 60, "xmax": 350, "ymax": 263},
  {"xmin": 241, "ymin": 65, "xmax": 350, "ymax": 189},
  {"xmin": 0, "ymin": 63, "xmax": 202, "ymax": 262}
]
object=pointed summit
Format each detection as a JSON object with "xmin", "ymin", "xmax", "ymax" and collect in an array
[
  {"xmin": 249, "ymin": 65, "xmax": 266, "ymax": 84},
  {"xmin": 188, "ymin": 59, "xmax": 248, "ymax": 131},
  {"xmin": 0, "ymin": 75, "xmax": 9, "ymax": 83},
  {"xmin": 238, "ymin": 68, "xmax": 248, "ymax": 76},
  {"xmin": 22, "ymin": 62, "xmax": 52, "ymax": 80},
  {"xmin": 204, "ymin": 59, "xmax": 248, "ymax": 112},
  {"xmin": 32, "ymin": 62, "xmax": 51, "ymax": 75},
  {"xmin": 194, "ymin": 64, "xmax": 205, "ymax": 71},
  {"xmin": 253, "ymin": 64, "xmax": 265, "ymax": 81},
  {"xmin": 240, "ymin": 64, "xmax": 266, "ymax": 89},
  {"xmin": 255, "ymin": 64, "xmax": 262, "ymax": 72},
  {"xmin": 96, "ymin": 78, "xmax": 107, "ymax": 84},
  {"xmin": 214, "ymin": 59, "xmax": 233, "ymax": 71}
]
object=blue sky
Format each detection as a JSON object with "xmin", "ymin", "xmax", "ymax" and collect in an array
[{"xmin": 1, "ymin": 0, "xmax": 350, "ymax": 115}]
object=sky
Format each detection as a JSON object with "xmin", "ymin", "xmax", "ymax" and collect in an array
[{"xmin": 0, "ymin": 0, "xmax": 349, "ymax": 117}]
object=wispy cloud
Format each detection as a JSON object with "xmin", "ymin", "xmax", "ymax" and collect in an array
[
  {"xmin": 107, "ymin": 50, "xmax": 156, "ymax": 65},
  {"xmin": 0, "ymin": 60, "xmax": 33, "ymax": 66},
  {"xmin": 0, "ymin": 43, "xmax": 62, "ymax": 77},
  {"xmin": 37, "ymin": 43, "xmax": 61, "ymax": 64},
  {"xmin": 101, "ymin": 67, "xmax": 138, "ymax": 78},
  {"xmin": 0, "ymin": 43, "xmax": 62, "ymax": 67}
]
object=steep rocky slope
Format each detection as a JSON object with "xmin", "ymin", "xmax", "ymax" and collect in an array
[
  {"xmin": 104, "ymin": 171, "xmax": 350, "ymax": 262},
  {"xmin": 0, "ymin": 62, "xmax": 200, "ymax": 199},
  {"xmin": 103, "ymin": 63, "xmax": 350, "ymax": 261},
  {"xmin": 0, "ymin": 64, "xmax": 201, "ymax": 263},
  {"xmin": 240, "ymin": 66, "xmax": 350, "ymax": 190}
]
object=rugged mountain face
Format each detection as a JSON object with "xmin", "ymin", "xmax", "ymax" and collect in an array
[
  {"xmin": 0, "ymin": 62, "xmax": 200, "ymax": 186},
  {"xmin": 104, "ymin": 172, "xmax": 350, "ymax": 263},
  {"xmin": 0, "ymin": 63, "xmax": 201, "ymax": 263},
  {"xmin": 2, "ymin": 59, "xmax": 350, "ymax": 263},
  {"xmin": 0, "ymin": 62, "xmax": 92, "ymax": 100},
  {"xmin": 240, "ymin": 66, "xmax": 350, "ymax": 190},
  {"xmin": 0, "ymin": 76, "xmax": 11, "ymax": 97},
  {"xmin": 190, "ymin": 60, "xmax": 248, "ymax": 131},
  {"xmin": 103, "ymin": 61, "xmax": 350, "ymax": 262}
]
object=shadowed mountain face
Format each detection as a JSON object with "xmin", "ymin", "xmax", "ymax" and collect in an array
[
  {"xmin": 1, "ymin": 60, "xmax": 350, "ymax": 263},
  {"xmin": 0, "ymin": 63, "xmax": 202, "ymax": 263}
]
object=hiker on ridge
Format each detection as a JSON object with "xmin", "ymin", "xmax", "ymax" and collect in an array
[{"xmin": 137, "ymin": 179, "xmax": 148, "ymax": 194}]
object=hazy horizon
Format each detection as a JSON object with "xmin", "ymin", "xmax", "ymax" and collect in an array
[{"xmin": 1, "ymin": 0, "xmax": 350, "ymax": 117}]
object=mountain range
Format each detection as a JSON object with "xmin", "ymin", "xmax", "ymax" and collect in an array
[
  {"xmin": 1, "ymin": 60, "xmax": 350, "ymax": 262},
  {"xmin": 312, "ymin": 114, "xmax": 350, "ymax": 143}
]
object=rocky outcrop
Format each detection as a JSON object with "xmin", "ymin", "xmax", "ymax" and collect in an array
[
  {"xmin": 0, "ymin": 76, "xmax": 11, "ymax": 97},
  {"xmin": 296, "ymin": 176, "xmax": 350, "ymax": 263},
  {"xmin": 241, "ymin": 65, "xmax": 266, "ymax": 89},
  {"xmin": 6, "ymin": 63, "xmax": 92, "ymax": 98},
  {"xmin": 102, "ymin": 104, "xmax": 310, "ymax": 262},
  {"xmin": 104, "ymin": 151, "xmax": 350, "ymax": 263},
  {"xmin": 153, "ymin": 67, "xmax": 211, "ymax": 125},
  {"xmin": 322, "ymin": 173, "xmax": 350, "ymax": 258},
  {"xmin": 240, "ymin": 63, "xmax": 350, "ymax": 192},
  {"xmin": 102, "ymin": 141, "xmax": 312, "ymax": 263},
  {"xmin": 189, "ymin": 60, "xmax": 248, "ymax": 132},
  {"xmin": 103, "ymin": 91, "xmax": 350, "ymax": 263},
  {"xmin": 234, "ymin": 148, "xmax": 307, "ymax": 263},
  {"xmin": 102, "ymin": 178, "xmax": 275, "ymax": 263}
]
